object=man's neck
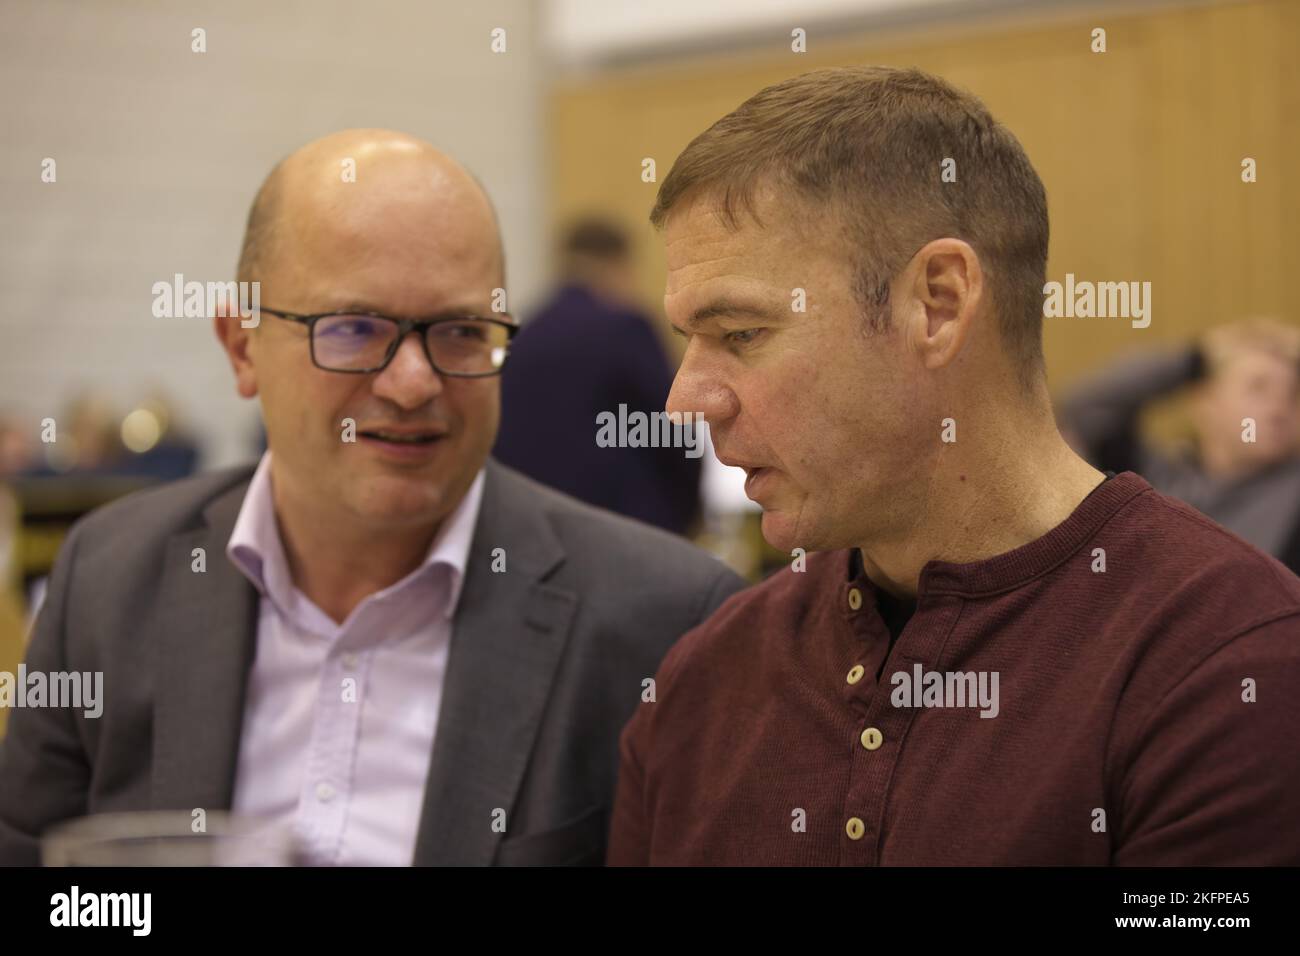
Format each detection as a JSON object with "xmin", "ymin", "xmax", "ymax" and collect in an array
[
  {"xmin": 859, "ymin": 405, "xmax": 1106, "ymax": 600},
  {"xmin": 270, "ymin": 481, "xmax": 441, "ymax": 625}
]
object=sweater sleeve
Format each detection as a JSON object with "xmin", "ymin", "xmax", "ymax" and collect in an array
[{"xmin": 606, "ymin": 702, "xmax": 652, "ymax": 866}]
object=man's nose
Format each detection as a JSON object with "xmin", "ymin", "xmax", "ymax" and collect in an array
[
  {"xmin": 666, "ymin": 342, "xmax": 739, "ymax": 428},
  {"xmin": 371, "ymin": 331, "xmax": 445, "ymax": 409}
]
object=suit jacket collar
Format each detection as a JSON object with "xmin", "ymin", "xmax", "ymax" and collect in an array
[
  {"xmin": 151, "ymin": 469, "xmax": 260, "ymax": 815},
  {"xmin": 412, "ymin": 460, "xmax": 577, "ymax": 864}
]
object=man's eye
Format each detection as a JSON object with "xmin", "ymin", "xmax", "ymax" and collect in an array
[
  {"xmin": 726, "ymin": 328, "xmax": 764, "ymax": 346},
  {"xmin": 434, "ymin": 322, "xmax": 488, "ymax": 341},
  {"xmin": 322, "ymin": 317, "xmax": 382, "ymax": 337}
]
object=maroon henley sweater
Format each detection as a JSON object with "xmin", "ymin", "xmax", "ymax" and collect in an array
[{"xmin": 608, "ymin": 472, "xmax": 1300, "ymax": 865}]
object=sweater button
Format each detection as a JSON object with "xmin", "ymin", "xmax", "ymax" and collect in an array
[
  {"xmin": 845, "ymin": 817, "xmax": 865, "ymax": 840},
  {"xmin": 860, "ymin": 727, "xmax": 883, "ymax": 750},
  {"xmin": 846, "ymin": 664, "xmax": 865, "ymax": 685},
  {"xmin": 847, "ymin": 587, "xmax": 863, "ymax": 611}
]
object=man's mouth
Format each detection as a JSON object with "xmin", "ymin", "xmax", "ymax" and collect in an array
[
  {"xmin": 358, "ymin": 429, "xmax": 446, "ymax": 446},
  {"xmin": 743, "ymin": 466, "xmax": 771, "ymax": 497}
]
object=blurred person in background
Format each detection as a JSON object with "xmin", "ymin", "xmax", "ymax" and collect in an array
[
  {"xmin": 494, "ymin": 217, "xmax": 701, "ymax": 535},
  {"xmin": 17, "ymin": 391, "xmax": 199, "ymax": 481},
  {"xmin": 0, "ymin": 130, "xmax": 743, "ymax": 867},
  {"xmin": 1059, "ymin": 317, "xmax": 1300, "ymax": 574},
  {"xmin": 49, "ymin": 392, "xmax": 120, "ymax": 474},
  {"xmin": 0, "ymin": 419, "xmax": 35, "ymax": 478}
]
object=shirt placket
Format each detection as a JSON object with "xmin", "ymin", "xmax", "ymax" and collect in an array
[
  {"xmin": 838, "ymin": 581, "xmax": 962, "ymax": 866},
  {"xmin": 298, "ymin": 618, "xmax": 373, "ymax": 866}
]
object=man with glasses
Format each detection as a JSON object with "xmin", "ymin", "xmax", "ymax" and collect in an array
[{"xmin": 0, "ymin": 129, "xmax": 745, "ymax": 866}]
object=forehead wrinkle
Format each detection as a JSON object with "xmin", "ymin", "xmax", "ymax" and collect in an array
[
  {"xmin": 667, "ymin": 233, "xmax": 744, "ymax": 259},
  {"xmin": 664, "ymin": 255, "xmax": 750, "ymax": 300},
  {"xmin": 665, "ymin": 214, "xmax": 801, "ymax": 290},
  {"xmin": 664, "ymin": 275, "xmax": 785, "ymax": 329},
  {"xmin": 663, "ymin": 193, "xmax": 835, "ymax": 328}
]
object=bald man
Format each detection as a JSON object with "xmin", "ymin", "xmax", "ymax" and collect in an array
[{"xmin": 0, "ymin": 130, "xmax": 745, "ymax": 866}]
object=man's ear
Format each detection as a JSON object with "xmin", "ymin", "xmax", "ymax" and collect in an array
[
  {"xmin": 213, "ymin": 297, "xmax": 259, "ymax": 399},
  {"xmin": 899, "ymin": 238, "xmax": 984, "ymax": 372}
]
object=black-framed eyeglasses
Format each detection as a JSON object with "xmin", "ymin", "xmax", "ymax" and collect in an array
[{"xmin": 259, "ymin": 307, "xmax": 518, "ymax": 377}]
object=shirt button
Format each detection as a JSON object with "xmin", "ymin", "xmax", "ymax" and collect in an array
[
  {"xmin": 315, "ymin": 782, "xmax": 335, "ymax": 803},
  {"xmin": 847, "ymin": 587, "xmax": 863, "ymax": 611},
  {"xmin": 846, "ymin": 664, "xmax": 865, "ymax": 685},
  {"xmin": 860, "ymin": 727, "xmax": 884, "ymax": 750},
  {"xmin": 845, "ymin": 817, "xmax": 865, "ymax": 840},
  {"xmin": 341, "ymin": 653, "xmax": 359, "ymax": 670}
]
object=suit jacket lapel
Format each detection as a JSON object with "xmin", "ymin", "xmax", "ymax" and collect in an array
[
  {"xmin": 413, "ymin": 461, "xmax": 577, "ymax": 865},
  {"xmin": 151, "ymin": 476, "xmax": 259, "ymax": 813}
]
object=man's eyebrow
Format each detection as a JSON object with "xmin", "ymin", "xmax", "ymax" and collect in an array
[
  {"xmin": 670, "ymin": 298, "xmax": 777, "ymax": 335},
  {"xmin": 323, "ymin": 302, "xmax": 493, "ymax": 318},
  {"xmin": 328, "ymin": 302, "xmax": 383, "ymax": 313}
]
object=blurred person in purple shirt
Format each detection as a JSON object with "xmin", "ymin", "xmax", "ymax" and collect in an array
[{"xmin": 494, "ymin": 218, "xmax": 702, "ymax": 535}]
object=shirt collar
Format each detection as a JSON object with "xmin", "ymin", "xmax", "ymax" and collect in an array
[
  {"xmin": 845, "ymin": 471, "xmax": 1150, "ymax": 599},
  {"xmin": 918, "ymin": 471, "xmax": 1150, "ymax": 597},
  {"xmin": 226, "ymin": 451, "xmax": 485, "ymax": 622}
]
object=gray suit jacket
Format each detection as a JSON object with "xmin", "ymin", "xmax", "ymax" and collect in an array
[{"xmin": 0, "ymin": 459, "xmax": 746, "ymax": 866}]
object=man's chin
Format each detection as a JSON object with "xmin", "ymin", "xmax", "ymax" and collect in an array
[
  {"xmin": 350, "ymin": 473, "xmax": 454, "ymax": 525},
  {"xmin": 759, "ymin": 509, "xmax": 804, "ymax": 555},
  {"xmin": 759, "ymin": 506, "xmax": 851, "ymax": 557}
]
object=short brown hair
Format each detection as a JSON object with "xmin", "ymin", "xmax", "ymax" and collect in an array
[{"xmin": 651, "ymin": 66, "xmax": 1050, "ymax": 382}]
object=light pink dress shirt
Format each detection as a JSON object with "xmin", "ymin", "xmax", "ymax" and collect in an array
[{"xmin": 225, "ymin": 452, "xmax": 484, "ymax": 866}]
